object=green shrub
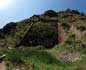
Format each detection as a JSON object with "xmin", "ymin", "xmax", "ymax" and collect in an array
[
  {"xmin": 2, "ymin": 22, "xmax": 16, "ymax": 35},
  {"xmin": 44, "ymin": 10, "xmax": 58, "ymax": 17},
  {"xmin": 77, "ymin": 24, "xmax": 86, "ymax": 31}
]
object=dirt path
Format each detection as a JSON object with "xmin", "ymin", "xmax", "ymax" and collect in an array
[{"xmin": 0, "ymin": 61, "xmax": 6, "ymax": 70}]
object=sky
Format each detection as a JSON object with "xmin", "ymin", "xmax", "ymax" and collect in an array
[{"xmin": 0, "ymin": 0, "xmax": 86, "ymax": 28}]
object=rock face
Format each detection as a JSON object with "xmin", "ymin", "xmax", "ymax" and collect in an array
[
  {"xmin": 58, "ymin": 23, "xmax": 66, "ymax": 43},
  {"xmin": 15, "ymin": 10, "xmax": 59, "ymax": 48},
  {"xmin": 15, "ymin": 10, "xmax": 68, "ymax": 47},
  {"xmin": 17, "ymin": 22, "xmax": 67, "ymax": 48}
]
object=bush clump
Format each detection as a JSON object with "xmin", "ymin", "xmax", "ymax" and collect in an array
[
  {"xmin": 1, "ymin": 22, "xmax": 16, "ymax": 35},
  {"xmin": 77, "ymin": 24, "xmax": 86, "ymax": 31},
  {"xmin": 44, "ymin": 10, "xmax": 58, "ymax": 17}
]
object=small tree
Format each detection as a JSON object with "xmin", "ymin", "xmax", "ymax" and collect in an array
[
  {"xmin": 71, "ymin": 10, "xmax": 80, "ymax": 14},
  {"xmin": 2, "ymin": 22, "xmax": 16, "ymax": 35},
  {"xmin": 44, "ymin": 10, "xmax": 58, "ymax": 17}
]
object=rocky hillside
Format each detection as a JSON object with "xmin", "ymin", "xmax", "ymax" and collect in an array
[
  {"xmin": 0, "ymin": 9, "xmax": 86, "ymax": 70},
  {"xmin": 0, "ymin": 9, "xmax": 86, "ymax": 48}
]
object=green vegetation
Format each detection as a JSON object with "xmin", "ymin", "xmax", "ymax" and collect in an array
[{"xmin": 0, "ymin": 42, "xmax": 86, "ymax": 70}]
